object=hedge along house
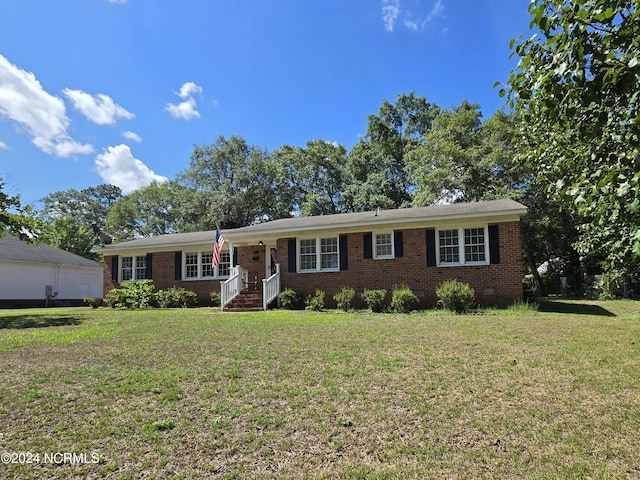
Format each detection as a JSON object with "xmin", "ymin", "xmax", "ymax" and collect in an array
[{"xmin": 98, "ymin": 199, "xmax": 527, "ymax": 310}]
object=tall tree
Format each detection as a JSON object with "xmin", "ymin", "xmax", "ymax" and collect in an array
[
  {"xmin": 40, "ymin": 184, "xmax": 122, "ymax": 236},
  {"xmin": 179, "ymin": 135, "xmax": 288, "ymax": 228},
  {"xmin": 38, "ymin": 215, "xmax": 100, "ymax": 261},
  {"xmin": 406, "ymin": 101, "xmax": 495, "ymax": 205},
  {"xmin": 343, "ymin": 92, "xmax": 439, "ymax": 211},
  {"xmin": 506, "ymin": 0, "xmax": 640, "ymax": 272},
  {"xmin": 272, "ymin": 140, "xmax": 348, "ymax": 216},
  {"xmin": 0, "ymin": 176, "xmax": 38, "ymax": 239},
  {"xmin": 105, "ymin": 181, "xmax": 198, "ymax": 242}
]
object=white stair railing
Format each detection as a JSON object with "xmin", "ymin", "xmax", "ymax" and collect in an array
[
  {"xmin": 221, "ymin": 266, "xmax": 247, "ymax": 311},
  {"xmin": 262, "ymin": 264, "xmax": 281, "ymax": 310}
]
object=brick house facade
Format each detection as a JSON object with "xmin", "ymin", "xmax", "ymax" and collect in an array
[{"xmin": 98, "ymin": 199, "xmax": 527, "ymax": 309}]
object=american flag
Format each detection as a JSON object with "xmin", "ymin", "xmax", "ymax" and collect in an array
[{"xmin": 212, "ymin": 227, "xmax": 226, "ymax": 266}]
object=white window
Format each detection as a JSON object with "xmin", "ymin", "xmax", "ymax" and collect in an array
[
  {"xmin": 121, "ymin": 256, "xmax": 133, "ymax": 281},
  {"xmin": 374, "ymin": 232, "xmax": 394, "ymax": 259},
  {"xmin": 120, "ymin": 255, "xmax": 146, "ymax": 282},
  {"xmin": 438, "ymin": 230, "xmax": 460, "ymax": 264},
  {"xmin": 300, "ymin": 239, "xmax": 317, "ymax": 270},
  {"xmin": 299, "ymin": 237, "xmax": 339, "ymax": 272},
  {"xmin": 464, "ymin": 228, "xmax": 486, "ymax": 263},
  {"xmin": 184, "ymin": 250, "xmax": 231, "ymax": 280},
  {"xmin": 438, "ymin": 227, "xmax": 488, "ymax": 266},
  {"xmin": 321, "ymin": 238, "xmax": 339, "ymax": 269}
]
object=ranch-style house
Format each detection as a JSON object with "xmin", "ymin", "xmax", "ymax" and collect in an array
[{"xmin": 98, "ymin": 199, "xmax": 527, "ymax": 310}]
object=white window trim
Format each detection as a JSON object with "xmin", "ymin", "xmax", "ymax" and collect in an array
[
  {"xmin": 119, "ymin": 255, "xmax": 147, "ymax": 283},
  {"xmin": 183, "ymin": 250, "xmax": 231, "ymax": 280},
  {"xmin": 373, "ymin": 231, "xmax": 395, "ymax": 260},
  {"xmin": 298, "ymin": 237, "xmax": 340, "ymax": 273},
  {"xmin": 436, "ymin": 226, "xmax": 489, "ymax": 267}
]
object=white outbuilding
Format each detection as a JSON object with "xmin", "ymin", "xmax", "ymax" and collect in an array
[{"xmin": 0, "ymin": 236, "xmax": 103, "ymax": 307}]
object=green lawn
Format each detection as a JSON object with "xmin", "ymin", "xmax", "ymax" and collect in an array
[{"xmin": 1, "ymin": 300, "xmax": 639, "ymax": 479}]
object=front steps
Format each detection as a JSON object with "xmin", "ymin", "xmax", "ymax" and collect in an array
[{"xmin": 224, "ymin": 290, "xmax": 263, "ymax": 312}]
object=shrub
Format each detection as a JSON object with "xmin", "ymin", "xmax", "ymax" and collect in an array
[
  {"xmin": 210, "ymin": 291, "xmax": 221, "ymax": 307},
  {"xmin": 279, "ymin": 288, "xmax": 300, "ymax": 310},
  {"xmin": 156, "ymin": 287, "xmax": 197, "ymax": 308},
  {"xmin": 523, "ymin": 276, "xmax": 538, "ymax": 302},
  {"xmin": 83, "ymin": 297, "xmax": 101, "ymax": 308},
  {"xmin": 593, "ymin": 270, "xmax": 626, "ymax": 300},
  {"xmin": 333, "ymin": 287, "xmax": 355, "ymax": 312},
  {"xmin": 390, "ymin": 284, "xmax": 418, "ymax": 313},
  {"xmin": 436, "ymin": 279, "xmax": 476, "ymax": 313},
  {"xmin": 105, "ymin": 280, "xmax": 156, "ymax": 309},
  {"xmin": 362, "ymin": 289, "xmax": 387, "ymax": 313},
  {"xmin": 306, "ymin": 289, "xmax": 325, "ymax": 311}
]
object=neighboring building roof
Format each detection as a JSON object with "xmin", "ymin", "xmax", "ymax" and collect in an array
[
  {"xmin": 0, "ymin": 236, "xmax": 102, "ymax": 268},
  {"xmin": 97, "ymin": 199, "xmax": 527, "ymax": 253}
]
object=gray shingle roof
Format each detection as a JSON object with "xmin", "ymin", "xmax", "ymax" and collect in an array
[
  {"xmin": 229, "ymin": 198, "xmax": 527, "ymax": 235},
  {"xmin": 97, "ymin": 199, "xmax": 527, "ymax": 253},
  {"xmin": 0, "ymin": 236, "xmax": 102, "ymax": 268}
]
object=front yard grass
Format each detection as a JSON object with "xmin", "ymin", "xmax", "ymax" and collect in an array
[{"xmin": 0, "ymin": 300, "xmax": 639, "ymax": 479}]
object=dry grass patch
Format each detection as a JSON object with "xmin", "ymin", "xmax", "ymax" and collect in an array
[{"xmin": 0, "ymin": 301, "xmax": 639, "ymax": 478}]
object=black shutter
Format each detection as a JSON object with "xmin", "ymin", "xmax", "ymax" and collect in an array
[
  {"xmin": 288, "ymin": 238, "xmax": 297, "ymax": 273},
  {"xmin": 145, "ymin": 253, "xmax": 153, "ymax": 279},
  {"xmin": 394, "ymin": 231, "xmax": 403, "ymax": 258},
  {"xmin": 426, "ymin": 229, "xmax": 436, "ymax": 267},
  {"xmin": 233, "ymin": 247, "xmax": 238, "ymax": 267},
  {"xmin": 489, "ymin": 225, "xmax": 500, "ymax": 264},
  {"xmin": 339, "ymin": 235, "xmax": 348, "ymax": 271},
  {"xmin": 175, "ymin": 251, "xmax": 182, "ymax": 280},
  {"xmin": 363, "ymin": 233, "xmax": 373, "ymax": 259},
  {"xmin": 111, "ymin": 256, "xmax": 118, "ymax": 282}
]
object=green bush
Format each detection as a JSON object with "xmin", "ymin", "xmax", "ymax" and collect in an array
[
  {"xmin": 593, "ymin": 270, "xmax": 626, "ymax": 300},
  {"xmin": 390, "ymin": 284, "xmax": 418, "ymax": 313},
  {"xmin": 156, "ymin": 287, "xmax": 197, "ymax": 308},
  {"xmin": 362, "ymin": 289, "xmax": 387, "ymax": 313},
  {"xmin": 210, "ymin": 291, "xmax": 221, "ymax": 307},
  {"xmin": 83, "ymin": 297, "xmax": 101, "ymax": 308},
  {"xmin": 306, "ymin": 289, "xmax": 325, "ymax": 311},
  {"xmin": 333, "ymin": 287, "xmax": 356, "ymax": 312},
  {"xmin": 279, "ymin": 288, "xmax": 300, "ymax": 310},
  {"xmin": 105, "ymin": 280, "xmax": 157, "ymax": 309},
  {"xmin": 523, "ymin": 276, "xmax": 538, "ymax": 302},
  {"xmin": 436, "ymin": 279, "xmax": 476, "ymax": 313}
]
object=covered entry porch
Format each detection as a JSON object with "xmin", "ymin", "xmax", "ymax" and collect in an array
[{"xmin": 220, "ymin": 239, "xmax": 281, "ymax": 311}]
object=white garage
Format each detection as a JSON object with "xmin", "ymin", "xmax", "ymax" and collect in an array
[{"xmin": 0, "ymin": 236, "xmax": 103, "ymax": 308}]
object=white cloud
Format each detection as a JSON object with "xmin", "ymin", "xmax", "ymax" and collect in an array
[
  {"xmin": 107, "ymin": 0, "xmax": 128, "ymax": 4},
  {"xmin": 382, "ymin": 0, "xmax": 400, "ymax": 31},
  {"xmin": 165, "ymin": 82, "xmax": 203, "ymax": 120},
  {"xmin": 0, "ymin": 54, "xmax": 93, "ymax": 157},
  {"xmin": 122, "ymin": 130, "xmax": 142, "ymax": 143},
  {"xmin": 94, "ymin": 144, "xmax": 167, "ymax": 194},
  {"xmin": 382, "ymin": 0, "xmax": 445, "ymax": 32},
  {"xmin": 426, "ymin": 0, "xmax": 445, "ymax": 23},
  {"xmin": 63, "ymin": 88, "xmax": 134, "ymax": 125},
  {"xmin": 0, "ymin": 140, "xmax": 7, "ymax": 150},
  {"xmin": 177, "ymin": 81, "xmax": 203, "ymax": 99}
]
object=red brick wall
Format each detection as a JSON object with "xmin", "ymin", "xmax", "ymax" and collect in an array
[
  {"xmin": 103, "ymin": 251, "xmax": 221, "ymax": 306},
  {"xmin": 277, "ymin": 222, "xmax": 523, "ymax": 308}
]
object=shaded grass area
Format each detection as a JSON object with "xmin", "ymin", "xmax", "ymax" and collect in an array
[
  {"xmin": 0, "ymin": 310, "xmax": 83, "ymax": 329},
  {"xmin": 0, "ymin": 301, "xmax": 639, "ymax": 479}
]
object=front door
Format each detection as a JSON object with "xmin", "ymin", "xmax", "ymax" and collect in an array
[{"xmin": 266, "ymin": 246, "xmax": 278, "ymax": 277}]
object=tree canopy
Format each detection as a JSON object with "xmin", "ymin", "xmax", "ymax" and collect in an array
[
  {"xmin": 0, "ymin": 176, "xmax": 38, "ymax": 239},
  {"xmin": 506, "ymin": 0, "xmax": 640, "ymax": 272}
]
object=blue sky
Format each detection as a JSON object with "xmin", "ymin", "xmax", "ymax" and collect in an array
[{"xmin": 0, "ymin": 1, "xmax": 532, "ymax": 206}]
